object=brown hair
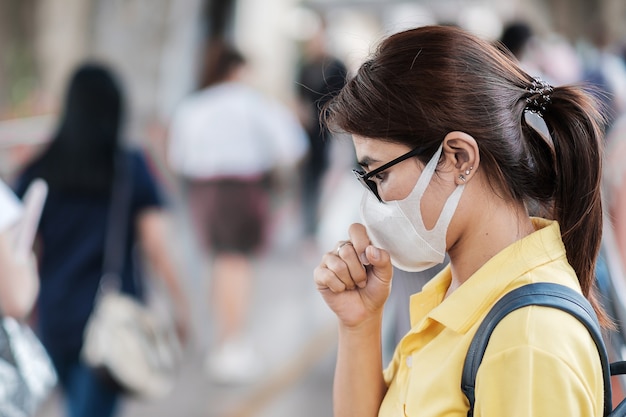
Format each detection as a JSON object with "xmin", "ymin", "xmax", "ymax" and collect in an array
[
  {"xmin": 199, "ymin": 41, "xmax": 246, "ymax": 89},
  {"xmin": 325, "ymin": 25, "xmax": 609, "ymax": 326}
]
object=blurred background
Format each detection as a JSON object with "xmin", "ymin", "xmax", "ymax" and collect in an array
[
  {"xmin": 3, "ymin": 1, "xmax": 626, "ymax": 417},
  {"xmin": 2, "ymin": 0, "xmax": 626, "ymax": 147}
]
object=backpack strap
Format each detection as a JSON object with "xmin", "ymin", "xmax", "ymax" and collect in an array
[{"xmin": 461, "ymin": 282, "xmax": 612, "ymax": 417}]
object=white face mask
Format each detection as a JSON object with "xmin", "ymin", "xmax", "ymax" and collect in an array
[{"xmin": 360, "ymin": 144, "xmax": 464, "ymax": 272}]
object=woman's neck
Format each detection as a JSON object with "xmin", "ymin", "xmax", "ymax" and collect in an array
[{"xmin": 444, "ymin": 199, "xmax": 535, "ymax": 298}]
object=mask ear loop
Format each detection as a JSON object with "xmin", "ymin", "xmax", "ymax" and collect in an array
[
  {"xmin": 435, "ymin": 183, "xmax": 465, "ymax": 230},
  {"xmin": 398, "ymin": 142, "xmax": 465, "ymax": 234},
  {"xmin": 410, "ymin": 144, "xmax": 444, "ymax": 196}
]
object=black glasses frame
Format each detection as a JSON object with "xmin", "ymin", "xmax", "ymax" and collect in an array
[{"xmin": 352, "ymin": 146, "xmax": 423, "ymax": 203}]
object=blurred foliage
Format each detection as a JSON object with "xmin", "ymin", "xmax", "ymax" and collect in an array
[{"xmin": 0, "ymin": 0, "xmax": 39, "ymax": 119}]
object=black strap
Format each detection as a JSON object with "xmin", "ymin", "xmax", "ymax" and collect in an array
[
  {"xmin": 461, "ymin": 283, "xmax": 612, "ymax": 417},
  {"xmin": 99, "ymin": 152, "xmax": 133, "ymax": 291}
]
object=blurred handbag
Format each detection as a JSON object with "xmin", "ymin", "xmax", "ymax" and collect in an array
[
  {"xmin": 0, "ymin": 316, "xmax": 58, "ymax": 417},
  {"xmin": 81, "ymin": 283, "xmax": 182, "ymax": 399},
  {"xmin": 81, "ymin": 154, "xmax": 182, "ymax": 399}
]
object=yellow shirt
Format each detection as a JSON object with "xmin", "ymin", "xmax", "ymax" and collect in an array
[{"xmin": 379, "ymin": 219, "xmax": 604, "ymax": 417}]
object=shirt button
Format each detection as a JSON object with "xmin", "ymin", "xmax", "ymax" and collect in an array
[{"xmin": 406, "ymin": 356, "xmax": 413, "ymax": 367}]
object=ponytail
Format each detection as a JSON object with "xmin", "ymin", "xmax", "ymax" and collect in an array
[{"xmin": 540, "ymin": 85, "xmax": 610, "ymax": 327}]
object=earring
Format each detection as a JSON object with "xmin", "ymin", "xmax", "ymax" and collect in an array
[
  {"xmin": 459, "ymin": 174, "xmax": 466, "ymax": 182},
  {"xmin": 465, "ymin": 166, "xmax": 473, "ymax": 176}
]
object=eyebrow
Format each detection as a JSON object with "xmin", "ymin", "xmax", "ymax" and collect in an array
[{"xmin": 357, "ymin": 156, "xmax": 379, "ymax": 168}]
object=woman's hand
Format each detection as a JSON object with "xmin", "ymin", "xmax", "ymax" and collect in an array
[{"xmin": 314, "ymin": 223, "xmax": 393, "ymax": 328}]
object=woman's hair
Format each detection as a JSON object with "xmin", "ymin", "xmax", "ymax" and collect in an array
[
  {"xmin": 27, "ymin": 62, "xmax": 123, "ymax": 194},
  {"xmin": 199, "ymin": 42, "xmax": 246, "ymax": 89},
  {"xmin": 324, "ymin": 25, "xmax": 609, "ymax": 326}
]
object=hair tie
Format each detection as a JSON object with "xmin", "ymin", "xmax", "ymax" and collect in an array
[{"xmin": 525, "ymin": 77, "xmax": 553, "ymax": 115}]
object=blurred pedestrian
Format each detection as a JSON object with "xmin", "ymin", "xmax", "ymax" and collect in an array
[
  {"xmin": 499, "ymin": 20, "xmax": 582, "ymax": 86},
  {"xmin": 296, "ymin": 20, "xmax": 347, "ymax": 241},
  {"xmin": 314, "ymin": 25, "xmax": 608, "ymax": 416},
  {"xmin": 604, "ymin": 113, "xmax": 626, "ymax": 267},
  {"xmin": 13, "ymin": 62, "xmax": 190, "ymax": 417},
  {"xmin": 167, "ymin": 42, "xmax": 308, "ymax": 384},
  {"xmin": 581, "ymin": 19, "xmax": 626, "ymax": 127},
  {"xmin": 499, "ymin": 20, "xmax": 534, "ymax": 61}
]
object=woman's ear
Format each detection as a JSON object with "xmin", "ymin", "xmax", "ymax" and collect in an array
[{"xmin": 442, "ymin": 131, "xmax": 480, "ymax": 185}]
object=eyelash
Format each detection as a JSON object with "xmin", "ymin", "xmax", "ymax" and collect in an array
[{"xmin": 373, "ymin": 172, "xmax": 386, "ymax": 182}]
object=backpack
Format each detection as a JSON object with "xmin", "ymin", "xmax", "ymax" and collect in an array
[{"xmin": 461, "ymin": 282, "xmax": 626, "ymax": 417}]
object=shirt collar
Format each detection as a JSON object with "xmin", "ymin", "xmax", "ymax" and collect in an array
[{"xmin": 409, "ymin": 218, "xmax": 568, "ymax": 334}]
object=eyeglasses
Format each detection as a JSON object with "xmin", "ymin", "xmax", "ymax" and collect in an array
[{"xmin": 352, "ymin": 146, "xmax": 423, "ymax": 203}]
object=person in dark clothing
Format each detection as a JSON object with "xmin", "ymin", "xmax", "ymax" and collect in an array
[
  {"xmin": 296, "ymin": 23, "xmax": 347, "ymax": 238},
  {"xmin": 499, "ymin": 21, "xmax": 533, "ymax": 59},
  {"xmin": 13, "ymin": 63, "xmax": 190, "ymax": 417}
]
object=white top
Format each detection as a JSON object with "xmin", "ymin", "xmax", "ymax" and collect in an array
[
  {"xmin": 0, "ymin": 179, "xmax": 22, "ymax": 233},
  {"xmin": 167, "ymin": 82, "xmax": 309, "ymax": 179}
]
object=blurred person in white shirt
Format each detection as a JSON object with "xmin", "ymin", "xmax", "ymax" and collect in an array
[{"xmin": 168, "ymin": 42, "xmax": 308, "ymax": 384}]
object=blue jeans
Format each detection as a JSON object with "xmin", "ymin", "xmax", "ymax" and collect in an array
[{"xmin": 51, "ymin": 351, "xmax": 120, "ymax": 417}]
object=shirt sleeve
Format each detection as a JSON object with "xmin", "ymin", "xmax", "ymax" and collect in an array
[
  {"xmin": 130, "ymin": 151, "xmax": 163, "ymax": 212},
  {"xmin": 0, "ymin": 178, "xmax": 23, "ymax": 232}
]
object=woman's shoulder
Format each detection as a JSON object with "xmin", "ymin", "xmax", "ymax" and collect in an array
[
  {"xmin": 484, "ymin": 264, "xmax": 593, "ymax": 366},
  {"xmin": 477, "ymin": 300, "xmax": 603, "ymax": 415},
  {"xmin": 483, "ymin": 288, "xmax": 600, "ymax": 376}
]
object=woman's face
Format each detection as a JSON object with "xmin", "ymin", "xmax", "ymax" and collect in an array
[{"xmin": 352, "ymin": 135, "xmax": 456, "ymax": 230}]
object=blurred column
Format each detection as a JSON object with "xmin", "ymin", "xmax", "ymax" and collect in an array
[
  {"xmin": 90, "ymin": 0, "xmax": 173, "ymax": 141},
  {"xmin": 156, "ymin": 0, "xmax": 206, "ymax": 122},
  {"xmin": 34, "ymin": 0, "xmax": 91, "ymax": 113},
  {"xmin": 600, "ymin": 0, "xmax": 626, "ymax": 42},
  {"xmin": 233, "ymin": 0, "xmax": 301, "ymax": 102},
  {"xmin": 549, "ymin": 0, "xmax": 626, "ymax": 43},
  {"xmin": 0, "ymin": 0, "xmax": 41, "ymax": 117}
]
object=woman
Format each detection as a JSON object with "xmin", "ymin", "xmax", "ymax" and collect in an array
[
  {"xmin": 314, "ymin": 25, "xmax": 608, "ymax": 416},
  {"xmin": 14, "ymin": 63, "xmax": 190, "ymax": 417},
  {"xmin": 168, "ymin": 43, "xmax": 308, "ymax": 383}
]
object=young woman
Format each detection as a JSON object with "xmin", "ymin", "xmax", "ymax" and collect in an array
[
  {"xmin": 168, "ymin": 43, "xmax": 308, "ymax": 383},
  {"xmin": 314, "ymin": 25, "xmax": 608, "ymax": 416}
]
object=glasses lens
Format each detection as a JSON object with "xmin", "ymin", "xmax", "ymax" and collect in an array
[
  {"xmin": 353, "ymin": 169, "xmax": 382, "ymax": 202},
  {"xmin": 351, "ymin": 146, "xmax": 424, "ymax": 203}
]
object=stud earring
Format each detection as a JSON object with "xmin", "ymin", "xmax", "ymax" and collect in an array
[
  {"xmin": 459, "ymin": 174, "xmax": 466, "ymax": 182},
  {"xmin": 464, "ymin": 169, "xmax": 471, "ymax": 176}
]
